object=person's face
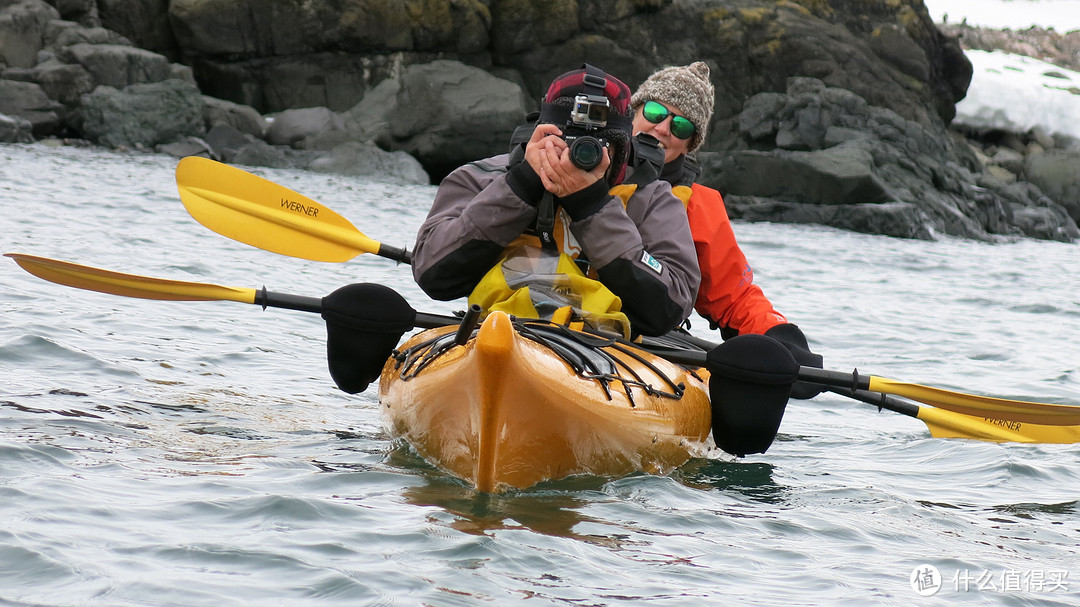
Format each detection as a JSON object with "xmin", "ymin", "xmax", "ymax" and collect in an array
[{"xmin": 632, "ymin": 101, "xmax": 692, "ymax": 164}]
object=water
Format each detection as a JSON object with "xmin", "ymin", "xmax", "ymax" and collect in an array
[{"xmin": 2, "ymin": 141, "xmax": 1078, "ymax": 606}]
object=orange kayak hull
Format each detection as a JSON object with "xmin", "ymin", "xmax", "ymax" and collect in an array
[{"xmin": 379, "ymin": 312, "xmax": 712, "ymax": 492}]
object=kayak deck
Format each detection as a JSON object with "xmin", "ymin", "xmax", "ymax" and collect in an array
[{"xmin": 379, "ymin": 311, "xmax": 712, "ymax": 492}]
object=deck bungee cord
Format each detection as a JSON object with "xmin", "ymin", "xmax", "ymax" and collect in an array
[{"xmin": 385, "ymin": 304, "xmax": 689, "ymax": 406}]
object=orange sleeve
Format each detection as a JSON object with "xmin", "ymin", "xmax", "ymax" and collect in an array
[{"xmin": 686, "ymin": 183, "xmax": 787, "ymax": 335}]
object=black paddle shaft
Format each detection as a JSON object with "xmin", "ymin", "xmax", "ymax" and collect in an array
[
  {"xmin": 253, "ymin": 287, "xmax": 458, "ymax": 329},
  {"xmin": 796, "ymin": 367, "xmax": 873, "ymax": 392},
  {"xmin": 377, "ymin": 243, "xmax": 413, "ymax": 264},
  {"xmin": 254, "ymin": 288, "xmax": 321, "ymax": 312}
]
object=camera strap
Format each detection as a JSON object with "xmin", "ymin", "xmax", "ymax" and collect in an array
[
  {"xmin": 679, "ymin": 154, "xmax": 703, "ymax": 187},
  {"xmin": 507, "ymin": 111, "xmax": 540, "ymax": 162},
  {"xmin": 625, "ymin": 133, "xmax": 665, "ymax": 186},
  {"xmin": 536, "ymin": 191, "xmax": 558, "ymax": 251},
  {"xmin": 581, "ymin": 63, "xmax": 607, "ymax": 96},
  {"xmin": 537, "ymin": 104, "xmax": 633, "ymax": 134}
]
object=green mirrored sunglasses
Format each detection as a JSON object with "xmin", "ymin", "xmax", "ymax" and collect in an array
[{"xmin": 641, "ymin": 100, "xmax": 696, "ymax": 140}]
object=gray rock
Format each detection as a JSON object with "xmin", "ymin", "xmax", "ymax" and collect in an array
[
  {"xmin": 167, "ymin": 0, "xmax": 312, "ymax": 57},
  {"xmin": 266, "ymin": 106, "xmax": 344, "ymax": 147},
  {"xmin": 739, "ymin": 93, "xmax": 786, "ymax": 142},
  {"xmin": 723, "ymin": 197, "xmax": 936, "ymax": 240},
  {"xmin": 866, "ymin": 23, "xmax": 930, "ymax": 81},
  {"xmin": 985, "ymin": 165, "xmax": 1016, "ymax": 184},
  {"xmin": 79, "ymin": 78, "xmax": 204, "ymax": 148},
  {"xmin": 192, "ymin": 52, "xmax": 395, "ymax": 114},
  {"xmin": 97, "ymin": 0, "xmax": 176, "ymax": 59},
  {"xmin": 230, "ymin": 139, "xmax": 292, "ymax": 169},
  {"xmin": 229, "ymin": 138, "xmax": 319, "ymax": 170},
  {"xmin": 990, "ymin": 147, "xmax": 1025, "ymax": 174},
  {"xmin": 1011, "ymin": 205, "xmax": 1080, "ymax": 242},
  {"xmin": 0, "ymin": 112, "xmax": 35, "ymax": 142},
  {"xmin": 166, "ymin": 0, "xmax": 490, "ymax": 113},
  {"xmin": 155, "ymin": 135, "xmax": 213, "ymax": 159},
  {"xmin": 1030, "ymin": 126, "xmax": 1056, "ymax": 151},
  {"xmin": 490, "ymin": 0, "xmax": 577, "ymax": 55},
  {"xmin": 1023, "ymin": 150, "xmax": 1080, "ymax": 224},
  {"xmin": 834, "ymin": 201, "xmax": 937, "ymax": 240},
  {"xmin": 342, "ymin": 60, "xmax": 525, "ymax": 179},
  {"xmin": 47, "ymin": 0, "xmax": 99, "ymax": 27},
  {"xmin": 0, "ymin": 79, "xmax": 64, "ymax": 136},
  {"xmin": 169, "ymin": 62, "xmax": 194, "ymax": 83},
  {"xmin": 168, "ymin": 0, "xmax": 490, "ymax": 57},
  {"xmin": 202, "ymin": 95, "xmax": 266, "ymax": 138},
  {"xmin": 60, "ymin": 43, "xmax": 171, "ymax": 89},
  {"xmin": 48, "ymin": 24, "xmax": 131, "ymax": 48},
  {"xmin": 712, "ymin": 144, "xmax": 891, "ymax": 205},
  {"xmin": 308, "ymin": 140, "xmax": 430, "ymax": 185},
  {"xmin": 703, "ymin": 77, "xmax": 1078, "ymax": 241},
  {"xmin": 0, "ymin": 0, "xmax": 59, "ymax": 68},
  {"xmin": 4, "ymin": 60, "xmax": 95, "ymax": 106},
  {"xmin": 203, "ymin": 122, "xmax": 255, "ymax": 162}
]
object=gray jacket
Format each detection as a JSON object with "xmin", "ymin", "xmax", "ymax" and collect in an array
[{"xmin": 412, "ymin": 153, "xmax": 700, "ymax": 336}]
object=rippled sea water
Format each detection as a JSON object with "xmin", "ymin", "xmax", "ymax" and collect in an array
[{"xmin": 2, "ymin": 142, "xmax": 1078, "ymax": 606}]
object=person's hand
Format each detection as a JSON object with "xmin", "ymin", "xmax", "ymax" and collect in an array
[
  {"xmin": 538, "ymin": 139, "xmax": 609, "ymax": 197},
  {"xmin": 524, "ymin": 124, "xmax": 609, "ymax": 197},
  {"xmin": 764, "ymin": 323, "xmax": 824, "ymax": 399},
  {"xmin": 523, "ymin": 122, "xmax": 564, "ymax": 172}
]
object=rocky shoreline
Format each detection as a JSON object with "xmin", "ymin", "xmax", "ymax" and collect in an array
[{"xmin": 2, "ymin": 0, "xmax": 1079, "ymax": 242}]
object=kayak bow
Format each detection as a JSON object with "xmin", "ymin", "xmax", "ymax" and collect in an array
[{"xmin": 379, "ymin": 311, "xmax": 713, "ymax": 492}]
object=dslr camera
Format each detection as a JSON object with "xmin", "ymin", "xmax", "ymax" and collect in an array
[{"xmin": 562, "ymin": 94, "xmax": 610, "ymax": 171}]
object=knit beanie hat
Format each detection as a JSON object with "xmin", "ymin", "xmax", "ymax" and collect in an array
[{"xmin": 630, "ymin": 61, "xmax": 715, "ymax": 153}]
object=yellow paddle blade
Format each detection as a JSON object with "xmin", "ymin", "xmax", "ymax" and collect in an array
[
  {"xmin": 175, "ymin": 156, "xmax": 382, "ymax": 262},
  {"xmin": 916, "ymin": 405, "xmax": 1080, "ymax": 443},
  {"xmin": 6, "ymin": 253, "xmax": 258, "ymax": 304},
  {"xmin": 868, "ymin": 376, "xmax": 1080, "ymax": 426}
]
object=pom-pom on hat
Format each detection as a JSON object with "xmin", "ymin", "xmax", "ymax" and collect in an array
[{"xmin": 630, "ymin": 61, "xmax": 715, "ymax": 153}]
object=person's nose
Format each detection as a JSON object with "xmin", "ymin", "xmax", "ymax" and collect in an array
[{"xmin": 653, "ymin": 116, "xmax": 673, "ymax": 136}]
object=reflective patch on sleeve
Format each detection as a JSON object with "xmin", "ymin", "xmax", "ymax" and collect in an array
[{"xmin": 641, "ymin": 250, "xmax": 663, "ymax": 274}]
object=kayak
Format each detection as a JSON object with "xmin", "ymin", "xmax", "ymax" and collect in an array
[{"xmin": 378, "ymin": 311, "xmax": 713, "ymax": 492}]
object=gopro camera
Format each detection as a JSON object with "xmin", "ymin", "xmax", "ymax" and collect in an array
[
  {"xmin": 562, "ymin": 94, "xmax": 611, "ymax": 171},
  {"xmin": 569, "ymin": 94, "xmax": 610, "ymax": 128}
]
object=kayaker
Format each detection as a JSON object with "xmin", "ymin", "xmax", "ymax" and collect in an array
[
  {"xmin": 411, "ymin": 64, "xmax": 701, "ymax": 338},
  {"xmin": 629, "ymin": 61, "xmax": 824, "ymax": 398}
]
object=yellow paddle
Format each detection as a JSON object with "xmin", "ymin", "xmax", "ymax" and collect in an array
[
  {"xmin": 831, "ymin": 387, "xmax": 1080, "ymax": 444},
  {"xmin": 173, "ymin": 159, "xmax": 1080, "ymax": 430},
  {"xmin": 4, "ymin": 253, "xmax": 449, "ymax": 327},
  {"xmin": 796, "ymin": 367, "xmax": 1080, "ymax": 426},
  {"xmin": 8, "ymin": 253, "xmax": 1080, "ymax": 444},
  {"xmin": 648, "ymin": 332, "xmax": 1080, "ymax": 427},
  {"xmin": 174, "ymin": 156, "xmax": 412, "ymax": 264}
]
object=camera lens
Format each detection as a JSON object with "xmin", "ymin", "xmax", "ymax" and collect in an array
[{"xmin": 568, "ymin": 136, "xmax": 603, "ymax": 171}]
